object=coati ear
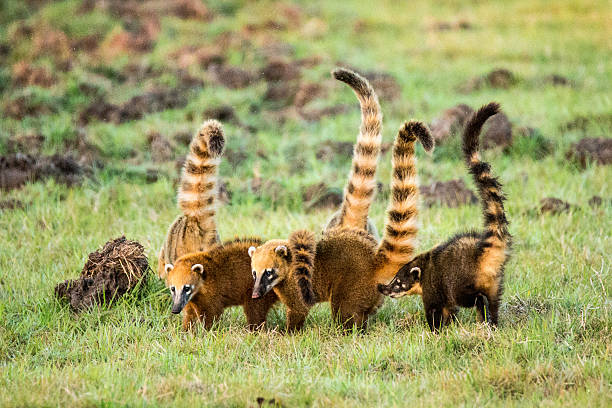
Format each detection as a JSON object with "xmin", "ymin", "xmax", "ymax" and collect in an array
[
  {"xmin": 409, "ymin": 267, "xmax": 421, "ymax": 281},
  {"xmin": 248, "ymin": 246, "xmax": 256, "ymax": 258},
  {"xmin": 164, "ymin": 264, "xmax": 174, "ymax": 276},
  {"xmin": 275, "ymin": 245, "xmax": 289, "ymax": 258},
  {"xmin": 191, "ymin": 264, "xmax": 204, "ymax": 275}
]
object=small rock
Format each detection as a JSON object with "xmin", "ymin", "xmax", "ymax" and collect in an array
[
  {"xmin": 566, "ymin": 138, "xmax": 612, "ymax": 168},
  {"xmin": 482, "ymin": 112, "xmax": 513, "ymax": 150},
  {"xmin": 540, "ymin": 197, "xmax": 572, "ymax": 215},
  {"xmin": 421, "ymin": 179, "xmax": 478, "ymax": 208},
  {"xmin": 430, "ymin": 104, "xmax": 474, "ymax": 145}
]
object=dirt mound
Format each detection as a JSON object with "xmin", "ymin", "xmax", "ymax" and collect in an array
[
  {"xmin": 203, "ymin": 105, "xmax": 239, "ymax": 124},
  {"xmin": 363, "ymin": 71, "xmax": 401, "ymax": 102},
  {"xmin": 147, "ymin": 132, "xmax": 175, "ymax": 163},
  {"xmin": 562, "ymin": 113, "xmax": 612, "ymax": 133},
  {"xmin": 430, "ymin": 104, "xmax": 474, "ymax": 144},
  {"xmin": 0, "ymin": 199, "xmax": 25, "ymax": 211},
  {"xmin": 3, "ymin": 94, "xmax": 56, "ymax": 119},
  {"xmin": 172, "ymin": 45, "xmax": 225, "ymax": 69},
  {"xmin": 566, "ymin": 138, "xmax": 612, "ymax": 168},
  {"xmin": 261, "ymin": 59, "xmax": 301, "ymax": 82},
  {"xmin": 429, "ymin": 19, "xmax": 473, "ymax": 31},
  {"xmin": 210, "ymin": 64, "xmax": 256, "ymax": 89},
  {"xmin": 588, "ymin": 195, "xmax": 606, "ymax": 208},
  {"xmin": 542, "ymin": 74, "xmax": 572, "ymax": 87},
  {"xmin": 70, "ymin": 34, "xmax": 101, "ymax": 53},
  {"xmin": 316, "ymin": 140, "xmax": 354, "ymax": 161},
  {"xmin": 78, "ymin": 88, "xmax": 188, "ymax": 125},
  {"xmin": 294, "ymin": 82, "xmax": 325, "ymax": 108},
  {"xmin": 421, "ymin": 179, "xmax": 478, "ymax": 208},
  {"xmin": 264, "ymin": 82, "xmax": 300, "ymax": 105},
  {"xmin": 5, "ymin": 131, "xmax": 45, "ymax": 155},
  {"xmin": 54, "ymin": 237, "xmax": 149, "ymax": 311},
  {"xmin": 539, "ymin": 197, "xmax": 573, "ymax": 215},
  {"xmin": 302, "ymin": 182, "xmax": 343, "ymax": 210},
  {"xmin": 482, "ymin": 112, "xmax": 513, "ymax": 149},
  {"xmin": 0, "ymin": 153, "xmax": 84, "ymax": 191},
  {"xmin": 32, "ymin": 26, "xmax": 72, "ymax": 68},
  {"xmin": 300, "ymin": 104, "xmax": 349, "ymax": 122},
  {"xmin": 459, "ymin": 68, "xmax": 518, "ymax": 93},
  {"xmin": 11, "ymin": 61, "xmax": 56, "ymax": 87}
]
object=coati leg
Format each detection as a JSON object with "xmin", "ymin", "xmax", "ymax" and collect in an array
[
  {"xmin": 182, "ymin": 302, "xmax": 202, "ymax": 331},
  {"xmin": 425, "ymin": 304, "xmax": 444, "ymax": 332},
  {"xmin": 286, "ymin": 308, "xmax": 307, "ymax": 332},
  {"xmin": 487, "ymin": 291, "xmax": 501, "ymax": 327},
  {"xmin": 475, "ymin": 293, "xmax": 490, "ymax": 323},
  {"xmin": 244, "ymin": 295, "xmax": 277, "ymax": 331}
]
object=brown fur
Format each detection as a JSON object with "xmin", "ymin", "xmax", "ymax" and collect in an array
[
  {"xmin": 157, "ymin": 120, "xmax": 225, "ymax": 278},
  {"xmin": 165, "ymin": 238, "xmax": 278, "ymax": 330},
  {"xmin": 250, "ymin": 122, "xmax": 433, "ymax": 331},
  {"xmin": 325, "ymin": 68, "xmax": 383, "ymax": 238},
  {"xmin": 378, "ymin": 102, "xmax": 512, "ymax": 331}
]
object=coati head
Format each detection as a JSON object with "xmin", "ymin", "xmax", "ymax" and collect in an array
[
  {"xmin": 378, "ymin": 258, "xmax": 424, "ymax": 298},
  {"xmin": 248, "ymin": 240, "xmax": 291, "ymax": 299},
  {"xmin": 161, "ymin": 254, "xmax": 209, "ymax": 314}
]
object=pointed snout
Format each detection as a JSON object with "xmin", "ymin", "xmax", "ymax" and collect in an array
[{"xmin": 377, "ymin": 283, "xmax": 391, "ymax": 295}]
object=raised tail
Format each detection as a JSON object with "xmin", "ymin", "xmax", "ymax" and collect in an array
[
  {"xmin": 462, "ymin": 102, "xmax": 510, "ymax": 249},
  {"xmin": 177, "ymin": 119, "xmax": 225, "ymax": 247},
  {"xmin": 375, "ymin": 121, "xmax": 434, "ymax": 283},
  {"xmin": 288, "ymin": 230, "xmax": 317, "ymax": 305},
  {"xmin": 332, "ymin": 67, "xmax": 382, "ymax": 231}
]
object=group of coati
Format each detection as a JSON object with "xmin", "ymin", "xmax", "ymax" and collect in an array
[{"xmin": 158, "ymin": 68, "xmax": 511, "ymax": 333}]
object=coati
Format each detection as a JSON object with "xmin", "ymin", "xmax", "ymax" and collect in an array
[
  {"xmin": 249, "ymin": 121, "xmax": 434, "ymax": 331},
  {"xmin": 378, "ymin": 102, "xmax": 512, "ymax": 331},
  {"xmin": 157, "ymin": 120, "xmax": 225, "ymax": 278},
  {"xmin": 325, "ymin": 68, "xmax": 383, "ymax": 239},
  {"xmin": 162, "ymin": 238, "xmax": 278, "ymax": 330}
]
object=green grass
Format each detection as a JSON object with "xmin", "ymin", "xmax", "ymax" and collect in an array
[{"xmin": 0, "ymin": 0, "xmax": 611, "ymax": 406}]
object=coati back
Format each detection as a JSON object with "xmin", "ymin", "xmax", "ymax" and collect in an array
[
  {"xmin": 163, "ymin": 238, "xmax": 278, "ymax": 330},
  {"xmin": 378, "ymin": 102, "xmax": 512, "ymax": 331},
  {"xmin": 249, "ymin": 122, "xmax": 434, "ymax": 331},
  {"xmin": 325, "ymin": 68, "xmax": 383, "ymax": 239},
  {"xmin": 157, "ymin": 120, "xmax": 225, "ymax": 278}
]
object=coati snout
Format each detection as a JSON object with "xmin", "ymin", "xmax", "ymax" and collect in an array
[
  {"xmin": 164, "ymin": 263, "xmax": 204, "ymax": 313},
  {"xmin": 378, "ymin": 264, "xmax": 422, "ymax": 298},
  {"xmin": 248, "ymin": 244, "xmax": 288, "ymax": 299}
]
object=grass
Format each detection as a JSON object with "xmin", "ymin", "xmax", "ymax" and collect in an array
[{"xmin": 0, "ymin": 0, "xmax": 611, "ymax": 406}]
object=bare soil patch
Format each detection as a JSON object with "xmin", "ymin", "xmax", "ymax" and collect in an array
[
  {"xmin": 539, "ymin": 197, "xmax": 573, "ymax": 215},
  {"xmin": 0, "ymin": 153, "xmax": 84, "ymax": 191},
  {"xmin": 566, "ymin": 138, "xmax": 612, "ymax": 168}
]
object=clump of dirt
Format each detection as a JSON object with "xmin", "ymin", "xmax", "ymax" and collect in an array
[
  {"xmin": 264, "ymin": 82, "xmax": 300, "ymax": 104},
  {"xmin": 78, "ymin": 88, "xmax": 188, "ymax": 125},
  {"xmin": 225, "ymin": 147, "xmax": 249, "ymax": 169},
  {"xmin": 302, "ymin": 182, "xmax": 343, "ymax": 210},
  {"xmin": 562, "ymin": 113, "xmax": 612, "ymax": 133},
  {"xmin": 11, "ymin": 61, "xmax": 56, "ymax": 87},
  {"xmin": 459, "ymin": 68, "xmax": 518, "ymax": 93},
  {"xmin": 421, "ymin": 179, "xmax": 478, "ymax": 208},
  {"xmin": 430, "ymin": 104, "xmax": 474, "ymax": 144},
  {"xmin": 5, "ymin": 131, "xmax": 45, "ymax": 155},
  {"xmin": 542, "ymin": 74, "xmax": 572, "ymax": 87},
  {"xmin": 147, "ymin": 132, "xmax": 175, "ymax": 163},
  {"xmin": 172, "ymin": 45, "xmax": 225, "ymax": 69},
  {"xmin": 32, "ymin": 25, "xmax": 72, "ymax": 68},
  {"xmin": 54, "ymin": 236, "xmax": 149, "ymax": 311},
  {"xmin": 3, "ymin": 94, "xmax": 56, "ymax": 119},
  {"xmin": 316, "ymin": 140, "xmax": 354, "ymax": 161},
  {"xmin": 539, "ymin": 197, "xmax": 572, "ymax": 215},
  {"xmin": 0, "ymin": 199, "xmax": 25, "ymax": 211},
  {"xmin": 169, "ymin": 0, "xmax": 214, "ymax": 20},
  {"xmin": 300, "ymin": 104, "xmax": 349, "ymax": 122},
  {"xmin": 203, "ymin": 105, "xmax": 239, "ymax": 124},
  {"xmin": 70, "ymin": 34, "xmax": 101, "ymax": 53},
  {"xmin": 363, "ymin": 71, "xmax": 401, "ymax": 102},
  {"xmin": 173, "ymin": 130, "xmax": 192, "ymax": 146},
  {"xmin": 0, "ymin": 153, "xmax": 84, "ymax": 191},
  {"xmin": 98, "ymin": 19, "xmax": 160, "ymax": 59},
  {"xmin": 588, "ymin": 195, "xmax": 605, "ymax": 208},
  {"xmin": 261, "ymin": 59, "xmax": 301, "ymax": 82},
  {"xmin": 294, "ymin": 82, "xmax": 325, "ymax": 108},
  {"xmin": 429, "ymin": 19, "xmax": 473, "ymax": 31},
  {"xmin": 210, "ymin": 64, "xmax": 257, "ymax": 89},
  {"xmin": 218, "ymin": 180, "xmax": 232, "ymax": 204},
  {"xmin": 566, "ymin": 138, "xmax": 612, "ymax": 168},
  {"xmin": 482, "ymin": 112, "xmax": 513, "ymax": 150}
]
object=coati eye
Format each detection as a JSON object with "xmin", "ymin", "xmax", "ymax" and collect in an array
[
  {"xmin": 252, "ymin": 270, "xmax": 257, "ymax": 279},
  {"xmin": 170, "ymin": 286, "xmax": 175, "ymax": 293},
  {"xmin": 184, "ymin": 285, "xmax": 191, "ymax": 293}
]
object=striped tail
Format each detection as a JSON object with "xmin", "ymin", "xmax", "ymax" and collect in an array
[
  {"xmin": 288, "ymin": 230, "xmax": 317, "ymax": 306},
  {"xmin": 462, "ymin": 102, "xmax": 510, "ymax": 249},
  {"xmin": 332, "ymin": 67, "xmax": 383, "ymax": 231},
  {"xmin": 178, "ymin": 119, "xmax": 225, "ymax": 247},
  {"xmin": 375, "ymin": 121, "xmax": 434, "ymax": 283}
]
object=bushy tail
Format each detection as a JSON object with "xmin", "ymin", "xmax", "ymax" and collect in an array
[
  {"xmin": 375, "ymin": 121, "xmax": 434, "ymax": 282},
  {"xmin": 288, "ymin": 230, "xmax": 317, "ymax": 305},
  {"xmin": 177, "ymin": 119, "xmax": 225, "ymax": 246},
  {"xmin": 462, "ymin": 102, "xmax": 510, "ymax": 249},
  {"xmin": 332, "ymin": 68, "xmax": 382, "ymax": 231}
]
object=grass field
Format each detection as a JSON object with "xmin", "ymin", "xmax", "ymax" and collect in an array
[{"xmin": 0, "ymin": 0, "xmax": 611, "ymax": 406}]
